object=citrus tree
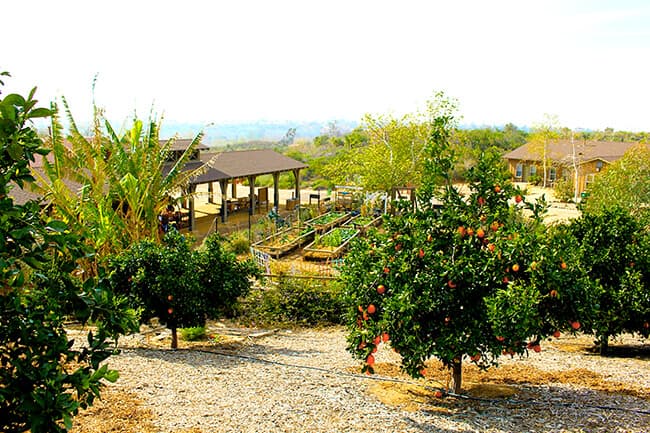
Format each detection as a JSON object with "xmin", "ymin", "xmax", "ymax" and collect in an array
[
  {"xmin": 570, "ymin": 206, "xmax": 650, "ymax": 354},
  {"xmin": 1, "ymin": 75, "xmax": 138, "ymax": 433},
  {"xmin": 108, "ymin": 230, "xmax": 259, "ymax": 348},
  {"xmin": 341, "ymin": 113, "xmax": 596, "ymax": 393}
]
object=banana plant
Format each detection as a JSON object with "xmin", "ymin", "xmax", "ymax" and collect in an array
[{"xmin": 34, "ymin": 98, "xmax": 205, "ymax": 275}]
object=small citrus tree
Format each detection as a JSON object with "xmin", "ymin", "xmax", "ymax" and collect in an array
[
  {"xmin": 109, "ymin": 230, "xmax": 259, "ymax": 348},
  {"xmin": 570, "ymin": 206, "xmax": 650, "ymax": 354},
  {"xmin": 341, "ymin": 113, "xmax": 595, "ymax": 393}
]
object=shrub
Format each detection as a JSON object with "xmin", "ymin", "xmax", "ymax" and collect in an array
[
  {"xmin": 238, "ymin": 277, "xmax": 345, "ymax": 327},
  {"xmin": 226, "ymin": 230, "xmax": 251, "ymax": 255},
  {"xmin": 553, "ymin": 177, "xmax": 575, "ymax": 202}
]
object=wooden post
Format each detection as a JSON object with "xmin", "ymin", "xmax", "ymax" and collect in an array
[
  {"xmin": 248, "ymin": 175, "xmax": 256, "ymax": 215},
  {"xmin": 293, "ymin": 168, "xmax": 301, "ymax": 204},
  {"xmin": 220, "ymin": 180, "xmax": 229, "ymax": 223},
  {"xmin": 273, "ymin": 172, "xmax": 280, "ymax": 210},
  {"xmin": 188, "ymin": 184, "xmax": 196, "ymax": 231},
  {"xmin": 208, "ymin": 182, "xmax": 214, "ymax": 203}
]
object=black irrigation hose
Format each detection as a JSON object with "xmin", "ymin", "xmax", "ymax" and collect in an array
[{"xmin": 120, "ymin": 344, "xmax": 650, "ymax": 416}]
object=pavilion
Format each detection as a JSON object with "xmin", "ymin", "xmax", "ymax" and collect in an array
[{"xmin": 164, "ymin": 142, "xmax": 308, "ymax": 230}]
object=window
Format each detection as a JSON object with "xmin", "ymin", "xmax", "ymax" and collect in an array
[
  {"xmin": 596, "ymin": 161, "xmax": 603, "ymax": 172},
  {"xmin": 529, "ymin": 165, "xmax": 537, "ymax": 176},
  {"xmin": 549, "ymin": 167, "xmax": 557, "ymax": 182},
  {"xmin": 515, "ymin": 163, "xmax": 523, "ymax": 178},
  {"xmin": 585, "ymin": 173, "xmax": 596, "ymax": 186}
]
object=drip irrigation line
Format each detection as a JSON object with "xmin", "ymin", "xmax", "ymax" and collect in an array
[{"xmin": 119, "ymin": 344, "xmax": 650, "ymax": 416}]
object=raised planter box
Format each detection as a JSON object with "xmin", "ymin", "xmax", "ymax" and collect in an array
[
  {"xmin": 343, "ymin": 214, "xmax": 382, "ymax": 233},
  {"xmin": 305, "ymin": 211, "xmax": 351, "ymax": 233},
  {"xmin": 252, "ymin": 226, "xmax": 315, "ymax": 258},
  {"xmin": 303, "ymin": 227, "xmax": 360, "ymax": 260}
]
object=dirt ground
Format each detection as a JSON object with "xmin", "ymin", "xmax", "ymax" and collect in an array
[{"xmin": 71, "ymin": 328, "xmax": 649, "ymax": 433}]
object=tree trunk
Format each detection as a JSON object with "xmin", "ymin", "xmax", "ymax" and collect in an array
[
  {"xmin": 451, "ymin": 358, "xmax": 462, "ymax": 394},
  {"xmin": 171, "ymin": 327, "xmax": 178, "ymax": 349},
  {"xmin": 599, "ymin": 334, "xmax": 609, "ymax": 356}
]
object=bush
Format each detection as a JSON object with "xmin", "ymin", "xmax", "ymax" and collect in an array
[
  {"xmin": 180, "ymin": 326, "xmax": 206, "ymax": 341},
  {"xmin": 528, "ymin": 173, "xmax": 542, "ymax": 185},
  {"xmin": 238, "ymin": 277, "xmax": 345, "ymax": 327},
  {"xmin": 226, "ymin": 230, "xmax": 251, "ymax": 255},
  {"xmin": 553, "ymin": 177, "xmax": 575, "ymax": 202}
]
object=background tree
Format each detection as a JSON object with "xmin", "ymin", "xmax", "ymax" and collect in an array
[
  {"xmin": 341, "ymin": 110, "xmax": 594, "ymax": 394},
  {"xmin": 0, "ymin": 75, "xmax": 138, "ymax": 433},
  {"xmin": 35, "ymin": 97, "xmax": 204, "ymax": 274},
  {"xmin": 580, "ymin": 143, "xmax": 650, "ymax": 224},
  {"xmin": 109, "ymin": 231, "xmax": 259, "ymax": 348},
  {"xmin": 528, "ymin": 114, "xmax": 561, "ymax": 188},
  {"xmin": 569, "ymin": 206, "xmax": 650, "ymax": 354}
]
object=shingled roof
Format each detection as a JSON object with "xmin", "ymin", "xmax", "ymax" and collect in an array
[
  {"xmin": 165, "ymin": 149, "xmax": 308, "ymax": 184},
  {"xmin": 504, "ymin": 140, "xmax": 640, "ymax": 165},
  {"xmin": 161, "ymin": 138, "xmax": 209, "ymax": 152}
]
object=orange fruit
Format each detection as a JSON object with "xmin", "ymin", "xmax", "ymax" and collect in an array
[
  {"xmin": 367, "ymin": 304, "xmax": 376, "ymax": 314},
  {"xmin": 532, "ymin": 345, "xmax": 541, "ymax": 353},
  {"xmin": 382, "ymin": 332, "xmax": 390, "ymax": 342},
  {"xmin": 476, "ymin": 228, "xmax": 485, "ymax": 239},
  {"xmin": 512, "ymin": 263, "xmax": 520, "ymax": 272},
  {"xmin": 549, "ymin": 289, "xmax": 558, "ymax": 298},
  {"xmin": 434, "ymin": 390, "xmax": 443, "ymax": 398},
  {"xmin": 167, "ymin": 308, "xmax": 173, "ymax": 315},
  {"xmin": 457, "ymin": 226, "xmax": 466, "ymax": 237},
  {"xmin": 366, "ymin": 354, "xmax": 375, "ymax": 366},
  {"xmin": 553, "ymin": 330, "xmax": 561, "ymax": 338},
  {"xmin": 560, "ymin": 262, "xmax": 567, "ymax": 270},
  {"xmin": 494, "ymin": 185, "xmax": 501, "ymax": 193},
  {"xmin": 515, "ymin": 195, "xmax": 522, "ymax": 203},
  {"xmin": 571, "ymin": 321, "xmax": 581, "ymax": 330},
  {"xmin": 418, "ymin": 249, "xmax": 425, "ymax": 259},
  {"xmin": 447, "ymin": 280, "xmax": 456, "ymax": 288},
  {"xmin": 377, "ymin": 284, "xmax": 386, "ymax": 295}
]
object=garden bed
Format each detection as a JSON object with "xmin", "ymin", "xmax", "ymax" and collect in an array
[
  {"xmin": 305, "ymin": 211, "xmax": 351, "ymax": 233},
  {"xmin": 252, "ymin": 226, "xmax": 315, "ymax": 258},
  {"xmin": 343, "ymin": 214, "xmax": 382, "ymax": 233},
  {"xmin": 303, "ymin": 226, "xmax": 359, "ymax": 260}
]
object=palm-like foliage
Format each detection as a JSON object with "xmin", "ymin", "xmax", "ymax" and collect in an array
[{"xmin": 34, "ymin": 99, "xmax": 204, "ymax": 274}]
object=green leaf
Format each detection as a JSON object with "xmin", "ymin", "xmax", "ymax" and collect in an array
[
  {"xmin": 28, "ymin": 107, "xmax": 52, "ymax": 119},
  {"xmin": 46, "ymin": 220, "xmax": 68, "ymax": 232}
]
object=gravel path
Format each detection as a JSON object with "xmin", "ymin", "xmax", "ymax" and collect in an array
[{"xmin": 86, "ymin": 326, "xmax": 650, "ymax": 433}]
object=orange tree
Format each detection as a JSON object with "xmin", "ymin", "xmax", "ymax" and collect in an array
[
  {"xmin": 340, "ymin": 115, "xmax": 596, "ymax": 393},
  {"xmin": 108, "ymin": 230, "xmax": 259, "ymax": 348},
  {"xmin": 569, "ymin": 206, "xmax": 650, "ymax": 354}
]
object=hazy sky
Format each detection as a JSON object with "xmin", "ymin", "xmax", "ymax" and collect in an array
[{"xmin": 4, "ymin": 0, "xmax": 650, "ymax": 131}]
